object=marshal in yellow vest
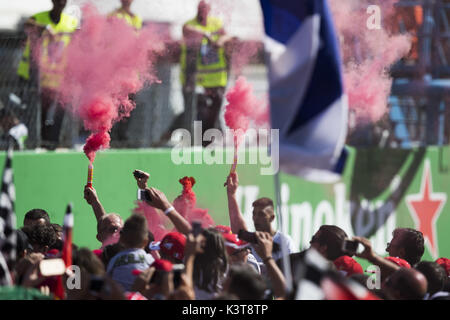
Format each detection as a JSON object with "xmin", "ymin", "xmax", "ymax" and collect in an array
[
  {"xmin": 108, "ymin": 9, "xmax": 143, "ymax": 30},
  {"xmin": 17, "ymin": 11, "xmax": 78, "ymax": 90},
  {"xmin": 180, "ymin": 16, "xmax": 228, "ymax": 89}
]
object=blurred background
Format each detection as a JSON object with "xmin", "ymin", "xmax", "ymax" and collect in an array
[{"xmin": 1, "ymin": 0, "xmax": 450, "ymax": 150}]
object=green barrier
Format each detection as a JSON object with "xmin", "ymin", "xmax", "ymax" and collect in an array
[{"xmin": 1, "ymin": 146, "xmax": 449, "ymax": 265}]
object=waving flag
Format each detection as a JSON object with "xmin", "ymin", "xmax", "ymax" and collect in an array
[
  {"xmin": 260, "ymin": 0, "xmax": 348, "ymax": 182},
  {"xmin": 294, "ymin": 249, "xmax": 380, "ymax": 300},
  {"xmin": 0, "ymin": 145, "xmax": 16, "ymax": 286}
]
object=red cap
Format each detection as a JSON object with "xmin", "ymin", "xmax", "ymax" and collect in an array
[
  {"xmin": 152, "ymin": 259, "xmax": 173, "ymax": 272},
  {"xmin": 160, "ymin": 232, "xmax": 186, "ymax": 261},
  {"xmin": 46, "ymin": 249, "xmax": 60, "ymax": 258},
  {"xmin": 92, "ymin": 249, "xmax": 103, "ymax": 261},
  {"xmin": 436, "ymin": 257, "xmax": 450, "ymax": 277},
  {"xmin": 215, "ymin": 225, "xmax": 232, "ymax": 235},
  {"xmin": 222, "ymin": 232, "xmax": 249, "ymax": 255},
  {"xmin": 385, "ymin": 256, "xmax": 411, "ymax": 268},
  {"xmin": 333, "ymin": 256, "xmax": 364, "ymax": 276},
  {"xmin": 126, "ymin": 292, "xmax": 148, "ymax": 300}
]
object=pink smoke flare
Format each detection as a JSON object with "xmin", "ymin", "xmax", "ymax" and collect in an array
[
  {"xmin": 134, "ymin": 201, "xmax": 171, "ymax": 242},
  {"xmin": 173, "ymin": 176, "xmax": 216, "ymax": 228},
  {"xmin": 54, "ymin": 4, "xmax": 163, "ymax": 162},
  {"xmin": 329, "ymin": 0, "xmax": 412, "ymax": 124},
  {"xmin": 224, "ymin": 76, "xmax": 269, "ymax": 146}
]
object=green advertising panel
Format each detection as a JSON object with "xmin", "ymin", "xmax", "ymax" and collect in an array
[{"xmin": 1, "ymin": 146, "xmax": 449, "ymax": 267}]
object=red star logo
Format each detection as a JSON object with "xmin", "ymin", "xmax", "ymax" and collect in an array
[{"xmin": 405, "ymin": 160, "xmax": 446, "ymax": 259}]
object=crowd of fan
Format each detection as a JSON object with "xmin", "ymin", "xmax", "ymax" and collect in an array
[{"xmin": 1, "ymin": 170, "xmax": 450, "ymax": 300}]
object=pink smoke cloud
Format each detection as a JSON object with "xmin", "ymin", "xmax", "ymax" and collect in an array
[
  {"xmin": 228, "ymin": 40, "xmax": 262, "ymax": 76},
  {"xmin": 224, "ymin": 76, "xmax": 269, "ymax": 145},
  {"xmin": 54, "ymin": 4, "xmax": 163, "ymax": 162},
  {"xmin": 134, "ymin": 201, "xmax": 171, "ymax": 242},
  {"xmin": 134, "ymin": 176, "xmax": 216, "ymax": 241},
  {"xmin": 329, "ymin": 0, "xmax": 412, "ymax": 124},
  {"xmin": 173, "ymin": 176, "xmax": 215, "ymax": 228}
]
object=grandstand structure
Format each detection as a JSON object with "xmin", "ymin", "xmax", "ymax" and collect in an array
[
  {"xmin": 390, "ymin": 0, "xmax": 450, "ymax": 148},
  {"xmin": 0, "ymin": 0, "xmax": 449, "ymax": 150}
]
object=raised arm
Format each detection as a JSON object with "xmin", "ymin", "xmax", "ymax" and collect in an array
[
  {"xmin": 225, "ymin": 172, "xmax": 248, "ymax": 234},
  {"xmin": 168, "ymin": 233, "xmax": 202, "ymax": 300},
  {"xmin": 254, "ymin": 231, "xmax": 287, "ymax": 299},
  {"xmin": 353, "ymin": 236, "xmax": 400, "ymax": 280},
  {"xmin": 84, "ymin": 186, "xmax": 107, "ymax": 222},
  {"xmin": 133, "ymin": 169, "xmax": 192, "ymax": 235},
  {"xmin": 145, "ymin": 187, "xmax": 192, "ymax": 235}
]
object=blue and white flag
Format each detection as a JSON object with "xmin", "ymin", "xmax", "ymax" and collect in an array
[{"xmin": 260, "ymin": 0, "xmax": 348, "ymax": 183}]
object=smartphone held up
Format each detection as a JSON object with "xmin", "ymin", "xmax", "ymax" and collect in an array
[{"xmin": 342, "ymin": 239, "xmax": 360, "ymax": 256}]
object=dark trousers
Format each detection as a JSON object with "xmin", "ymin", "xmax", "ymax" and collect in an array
[{"xmin": 40, "ymin": 89, "xmax": 65, "ymax": 148}]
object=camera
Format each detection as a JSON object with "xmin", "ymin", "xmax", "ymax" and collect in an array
[
  {"xmin": 238, "ymin": 229, "xmax": 258, "ymax": 244},
  {"xmin": 342, "ymin": 239, "xmax": 360, "ymax": 256},
  {"xmin": 137, "ymin": 189, "xmax": 152, "ymax": 203},
  {"xmin": 192, "ymin": 221, "xmax": 202, "ymax": 237},
  {"xmin": 133, "ymin": 170, "xmax": 147, "ymax": 179}
]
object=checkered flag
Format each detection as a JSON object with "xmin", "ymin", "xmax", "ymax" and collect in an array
[
  {"xmin": 0, "ymin": 145, "xmax": 16, "ymax": 286},
  {"xmin": 293, "ymin": 249, "xmax": 380, "ymax": 300}
]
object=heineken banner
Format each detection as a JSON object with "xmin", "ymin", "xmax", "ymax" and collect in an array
[{"xmin": 1, "ymin": 147, "xmax": 449, "ymax": 264}]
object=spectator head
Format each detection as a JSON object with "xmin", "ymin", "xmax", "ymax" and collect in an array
[
  {"xmin": 193, "ymin": 228, "xmax": 228, "ymax": 293},
  {"xmin": 215, "ymin": 225, "xmax": 232, "ymax": 235},
  {"xmin": 197, "ymin": 0, "xmax": 211, "ymax": 21},
  {"xmin": 24, "ymin": 209, "xmax": 50, "ymax": 227},
  {"xmin": 73, "ymin": 248, "xmax": 105, "ymax": 276},
  {"xmin": 15, "ymin": 229, "xmax": 32, "ymax": 260},
  {"xmin": 223, "ymin": 264, "xmax": 266, "ymax": 300},
  {"xmin": 334, "ymin": 255, "xmax": 364, "ymax": 277},
  {"xmin": 49, "ymin": 223, "xmax": 63, "ymax": 251},
  {"xmin": 252, "ymin": 198, "xmax": 275, "ymax": 233},
  {"xmin": 222, "ymin": 232, "xmax": 250, "ymax": 265},
  {"xmin": 101, "ymin": 242, "xmax": 125, "ymax": 268},
  {"xmin": 119, "ymin": 214, "xmax": 148, "ymax": 249},
  {"xmin": 383, "ymin": 268, "xmax": 428, "ymax": 300},
  {"xmin": 121, "ymin": 0, "xmax": 133, "ymax": 8},
  {"xmin": 66, "ymin": 247, "xmax": 105, "ymax": 300},
  {"xmin": 51, "ymin": 0, "xmax": 67, "ymax": 13},
  {"xmin": 148, "ymin": 259, "xmax": 174, "ymax": 290},
  {"xmin": 415, "ymin": 261, "xmax": 447, "ymax": 295},
  {"xmin": 386, "ymin": 228, "xmax": 424, "ymax": 266},
  {"xmin": 23, "ymin": 224, "xmax": 57, "ymax": 254},
  {"xmin": 158, "ymin": 232, "xmax": 186, "ymax": 264},
  {"xmin": 435, "ymin": 257, "xmax": 450, "ymax": 277},
  {"xmin": 309, "ymin": 225, "xmax": 348, "ymax": 261},
  {"xmin": 96, "ymin": 213, "xmax": 123, "ymax": 244},
  {"xmin": 51, "ymin": 223, "xmax": 63, "ymax": 240},
  {"xmin": 385, "ymin": 256, "xmax": 411, "ymax": 268}
]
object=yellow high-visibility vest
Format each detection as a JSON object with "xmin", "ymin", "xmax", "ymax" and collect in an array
[
  {"xmin": 180, "ymin": 16, "xmax": 228, "ymax": 88},
  {"xmin": 108, "ymin": 9, "xmax": 142, "ymax": 30},
  {"xmin": 17, "ymin": 11, "xmax": 78, "ymax": 90}
]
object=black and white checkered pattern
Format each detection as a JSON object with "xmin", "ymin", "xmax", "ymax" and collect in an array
[
  {"xmin": 0, "ymin": 146, "xmax": 16, "ymax": 285},
  {"xmin": 293, "ymin": 248, "xmax": 332, "ymax": 300}
]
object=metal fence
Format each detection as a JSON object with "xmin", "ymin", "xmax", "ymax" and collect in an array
[{"xmin": 2, "ymin": 1, "xmax": 450, "ymax": 151}]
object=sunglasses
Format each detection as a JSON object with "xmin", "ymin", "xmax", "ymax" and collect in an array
[{"xmin": 231, "ymin": 248, "xmax": 250, "ymax": 256}]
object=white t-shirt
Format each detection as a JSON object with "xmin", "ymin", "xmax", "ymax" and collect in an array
[
  {"xmin": 247, "ymin": 253, "xmax": 261, "ymax": 274},
  {"xmin": 250, "ymin": 231, "xmax": 296, "ymax": 263},
  {"xmin": 107, "ymin": 248, "xmax": 154, "ymax": 291}
]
